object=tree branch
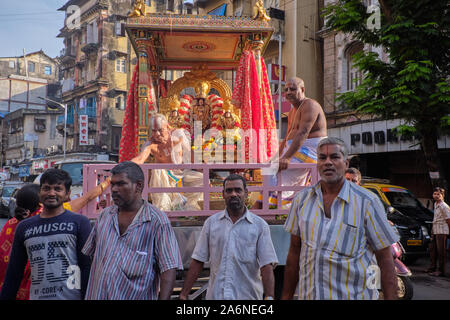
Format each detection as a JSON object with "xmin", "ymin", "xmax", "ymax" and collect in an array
[{"xmin": 378, "ymin": 0, "xmax": 393, "ymax": 24}]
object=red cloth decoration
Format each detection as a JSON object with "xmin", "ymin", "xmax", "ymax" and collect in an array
[
  {"xmin": 159, "ymin": 78, "xmax": 171, "ymax": 98},
  {"xmin": 0, "ymin": 208, "xmax": 41, "ymax": 300},
  {"xmin": 119, "ymin": 64, "xmax": 139, "ymax": 163},
  {"xmin": 118, "ymin": 64, "xmax": 156, "ymax": 163},
  {"xmin": 232, "ymin": 50, "xmax": 278, "ymax": 163}
]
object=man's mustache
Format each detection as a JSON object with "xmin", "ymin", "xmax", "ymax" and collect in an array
[
  {"xmin": 228, "ymin": 198, "xmax": 243, "ymax": 205},
  {"xmin": 112, "ymin": 194, "xmax": 123, "ymax": 201}
]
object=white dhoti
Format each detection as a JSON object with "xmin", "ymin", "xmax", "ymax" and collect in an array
[
  {"xmin": 149, "ymin": 169, "xmax": 186, "ymax": 212},
  {"xmin": 181, "ymin": 170, "xmax": 204, "ymax": 211},
  {"xmin": 257, "ymin": 137, "xmax": 326, "ymax": 208},
  {"xmin": 149, "ymin": 169, "xmax": 204, "ymax": 212},
  {"xmin": 275, "ymin": 137, "xmax": 324, "ymax": 186}
]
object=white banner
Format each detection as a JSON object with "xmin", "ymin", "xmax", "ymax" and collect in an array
[{"xmin": 79, "ymin": 115, "xmax": 88, "ymax": 145}]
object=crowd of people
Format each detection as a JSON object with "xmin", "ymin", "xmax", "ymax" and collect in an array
[{"xmin": 0, "ymin": 77, "xmax": 448, "ymax": 301}]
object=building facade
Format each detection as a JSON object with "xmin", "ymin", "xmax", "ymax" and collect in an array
[
  {"xmin": 0, "ymin": 50, "xmax": 62, "ymax": 179},
  {"xmin": 57, "ymin": 0, "xmax": 141, "ymax": 161},
  {"xmin": 3, "ymin": 108, "xmax": 64, "ymax": 180},
  {"xmin": 0, "ymin": 50, "xmax": 60, "ymax": 114}
]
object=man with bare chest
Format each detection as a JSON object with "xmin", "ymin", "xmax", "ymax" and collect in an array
[
  {"xmin": 277, "ymin": 78, "xmax": 327, "ymax": 202},
  {"xmin": 132, "ymin": 113, "xmax": 191, "ymax": 211},
  {"xmin": 278, "ymin": 77, "xmax": 327, "ymax": 171},
  {"xmin": 132, "ymin": 113, "xmax": 185, "ymax": 165},
  {"xmin": 254, "ymin": 78, "xmax": 327, "ymax": 209}
]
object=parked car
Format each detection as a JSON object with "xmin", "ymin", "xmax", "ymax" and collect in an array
[
  {"xmin": 0, "ymin": 181, "xmax": 25, "ymax": 218},
  {"xmin": 7, "ymin": 187, "xmax": 20, "ymax": 219},
  {"xmin": 362, "ymin": 182, "xmax": 434, "ymax": 234},
  {"xmin": 384, "ymin": 203, "xmax": 430, "ymax": 264},
  {"xmin": 362, "ymin": 182, "xmax": 432, "ymax": 264}
]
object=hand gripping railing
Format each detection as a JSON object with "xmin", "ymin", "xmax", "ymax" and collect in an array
[{"xmin": 80, "ymin": 163, "xmax": 319, "ymax": 220}]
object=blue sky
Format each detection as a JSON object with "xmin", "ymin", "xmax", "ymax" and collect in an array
[{"xmin": 0, "ymin": 0, "xmax": 67, "ymax": 58}]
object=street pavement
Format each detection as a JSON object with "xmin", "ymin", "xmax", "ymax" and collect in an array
[
  {"xmin": 409, "ymin": 256, "xmax": 450, "ymax": 300},
  {"xmin": 0, "ymin": 217, "xmax": 449, "ymax": 300}
]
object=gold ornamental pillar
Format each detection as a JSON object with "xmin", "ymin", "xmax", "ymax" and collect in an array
[{"xmin": 136, "ymin": 42, "xmax": 150, "ymax": 152}]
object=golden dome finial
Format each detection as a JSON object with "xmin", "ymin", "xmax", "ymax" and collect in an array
[
  {"xmin": 129, "ymin": 0, "xmax": 146, "ymax": 17},
  {"xmin": 253, "ymin": 0, "xmax": 270, "ymax": 22}
]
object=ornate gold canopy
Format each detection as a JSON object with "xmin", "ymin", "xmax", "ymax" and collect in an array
[
  {"xmin": 125, "ymin": 12, "xmax": 273, "ymax": 70},
  {"xmin": 125, "ymin": 2, "xmax": 274, "ymax": 151}
]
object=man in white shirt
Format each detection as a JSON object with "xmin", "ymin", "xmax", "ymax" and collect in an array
[{"xmin": 179, "ymin": 174, "xmax": 278, "ymax": 300}]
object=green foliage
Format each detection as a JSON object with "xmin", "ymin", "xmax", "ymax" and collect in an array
[{"xmin": 323, "ymin": 0, "xmax": 450, "ymax": 136}]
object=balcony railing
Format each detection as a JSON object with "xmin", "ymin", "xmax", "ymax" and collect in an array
[{"xmin": 60, "ymin": 47, "xmax": 76, "ymax": 65}]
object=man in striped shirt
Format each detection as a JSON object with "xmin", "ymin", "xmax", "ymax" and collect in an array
[
  {"xmin": 282, "ymin": 137, "xmax": 399, "ymax": 300},
  {"xmin": 426, "ymin": 187, "xmax": 450, "ymax": 277},
  {"xmin": 82, "ymin": 161, "xmax": 183, "ymax": 300}
]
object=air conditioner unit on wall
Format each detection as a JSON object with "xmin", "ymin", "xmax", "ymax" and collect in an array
[{"xmin": 35, "ymin": 124, "xmax": 46, "ymax": 132}]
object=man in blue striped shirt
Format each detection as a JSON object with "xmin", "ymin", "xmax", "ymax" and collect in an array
[
  {"xmin": 282, "ymin": 137, "xmax": 399, "ymax": 300},
  {"xmin": 82, "ymin": 161, "xmax": 183, "ymax": 300}
]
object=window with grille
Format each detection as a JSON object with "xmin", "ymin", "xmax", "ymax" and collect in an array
[
  {"xmin": 115, "ymin": 94, "xmax": 126, "ymax": 110},
  {"xmin": 345, "ymin": 42, "xmax": 364, "ymax": 92},
  {"xmin": 66, "ymin": 104, "xmax": 74, "ymax": 125},
  {"xmin": 116, "ymin": 59, "xmax": 126, "ymax": 73},
  {"xmin": 28, "ymin": 61, "xmax": 35, "ymax": 73},
  {"xmin": 79, "ymin": 97, "xmax": 96, "ymax": 118},
  {"xmin": 86, "ymin": 97, "xmax": 96, "ymax": 117},
  {"xmin": 115, "ymin": 22, "xmax": 124, "ymax": 36},
  {"xmin": 44, "ymin": 65, "xmax": 52, "ymax": 75},
  {"xmin": 86, "ymin": 19, "xmax": 98, "ymax": 44}
]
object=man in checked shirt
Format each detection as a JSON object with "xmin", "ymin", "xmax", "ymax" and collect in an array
[
  {"xmin": 281, "ymin": 137, "xmax": 398, "ymax": 300},
  {"xmin": 426, "ymin": 187, "xmax": 450, "ymax": 277}
]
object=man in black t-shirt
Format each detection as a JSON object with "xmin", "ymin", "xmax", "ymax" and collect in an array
[{"xmin": 0, "ymin": 169, "xmax": 91, "ymax": 300}]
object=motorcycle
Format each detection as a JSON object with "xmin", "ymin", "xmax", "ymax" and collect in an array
[{"xmin": 391, "ymin": 236, "xmax": 414, "ymax": 300}]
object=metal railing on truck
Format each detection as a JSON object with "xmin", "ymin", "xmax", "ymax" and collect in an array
[
  {"xmin": 80, "ymin": 162, "xmax": 318, "ymax": 299},
  {"xmin": 79, "ymin": 163, "xmax": 319, "ymax": 220}
]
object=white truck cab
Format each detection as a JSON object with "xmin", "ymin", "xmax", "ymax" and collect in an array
[{"xmin": 34, "ymin": 159, "xmax": 116, "ymax": 199}]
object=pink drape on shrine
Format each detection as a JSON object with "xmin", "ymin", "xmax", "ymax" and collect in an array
[
  {"xmin": 232, "ymin": 50, "xmax": 278, "ymax": 163},
  {"xmin": 119, "ymin": 64, "xmax": 139, "ymax": 162},
  {"xmin": 118, "ymin": 64, "xmax": 155, "ymax": 162}
]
